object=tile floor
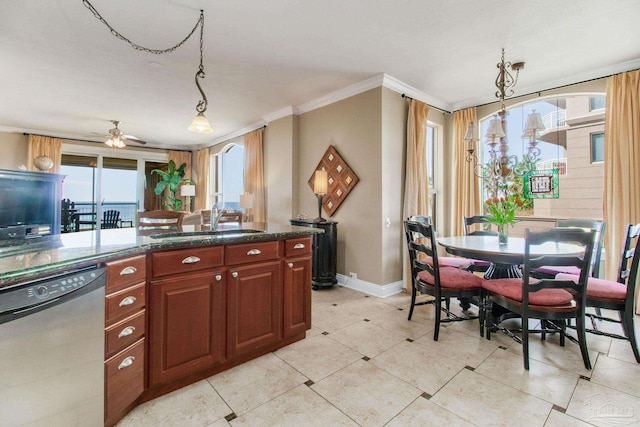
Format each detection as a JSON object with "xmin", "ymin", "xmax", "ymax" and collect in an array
[{"xmin": 118, "ymin": 286, "xmax": 640, "ymax": 427}]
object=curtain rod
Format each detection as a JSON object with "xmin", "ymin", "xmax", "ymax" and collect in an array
[
  {"xmin": 23, "ymin": 132, "xmax": 191, "ymax": 153},
  {"xmin": 465, "ymin": 66, "xmax": 640, "ymax": 111},
  {"xmin": 401, "ymin": 94, "xmax": 451, "ymax": 114}
]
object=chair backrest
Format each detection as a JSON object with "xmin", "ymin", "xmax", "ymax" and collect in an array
[
  {"xmin": 404, "ymin": 219, "xmax": 440, "ymax": 289},
  {"xmin": 102, "ymin": 209, "xmax": 120, "ymax": 229},
  {"xmin": 522, "ymin": 227, "xmax": 596, "ymax": 306},
  {"xmin": 137, "ymin": 210, "xmax": 184, "ymax": 228},
  {"xmin": 200, "ymin": 210, "xmax": 211, "ymax": 224},
  {"xmin": 556, "ymin": 218, "xmax": 606, "ymax": 277},
  {"xmin": 613, "ymin": 224, "xmax": 640, "ymax": 315},
  {"xmin": 464, "ymin": 215, "xmax": 498, "ymax": 236},
  {"xmin": 218, "ymin": 212, "xmax": 243, "ymax": 224}
]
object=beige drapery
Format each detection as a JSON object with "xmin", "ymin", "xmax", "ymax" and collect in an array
[
  {"xmin": 27, "ymin": 135, "xmax": 62, "ymax": 173},
  {"xmin": 402, "ymin": 99, "xmax": 430, "ymax": 291},
  {"xmin": 603, "ymin": 70, "xmax": 640, "ymax": 287},
  {"xmin": 195, "ymin": 148, "xmax": 209, "ymax": 211},
  {"xmin": 452, "ymin": 108, "xmax": 481, "ymax": 236},
  {"xmin": 244, "ymin": 129, "xmax": 265, "ymax": 222}
]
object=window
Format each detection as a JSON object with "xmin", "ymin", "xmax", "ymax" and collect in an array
[
  {"xmin": 590, "ymin": 96, "xmax": 606, "ymax": 111},
  {"xmin": 211, "ymin": 144, "xmax": 244, "ymax": 210},
  {"xmin": 591, "ymin": 132, "xmax": 605, "ymax": 163},
  {"xmin": 426, "ymin": 125, "xmax": 435, "ymax": 189}
]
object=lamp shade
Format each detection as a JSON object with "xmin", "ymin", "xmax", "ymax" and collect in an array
[
  {"xmin": 188, "ymin": 112, "xmax": 213, "ymax": 133},
  {"xmin": 463, "ymin": 122, "xmax": 478, "ymax": 142},
  {"xmin": 239, "ymin": 192, "xmax": 254, "ymax": 209},
  {"xmin": 485, "ymin": 117, "xmax": 506, "ymax": 139},
  {"xmin": 180, "ymin": 184, "xmax": 196, "ymax": 197},
  {"xmin": 522, "ymin": 110, "xmax": 545, "ymax": 136},
  {"xmin": 313, "ymin": 170, "xmax": 328, "ymax": 194}
]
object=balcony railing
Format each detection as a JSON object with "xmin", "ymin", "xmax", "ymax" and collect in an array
[
  {"xmin": 542, "ymin": 110, "xmax": 566, "ymax": 129},
  {"xmin": 72, "ymin": 202, "xmax": 138, "ymax": 231}
]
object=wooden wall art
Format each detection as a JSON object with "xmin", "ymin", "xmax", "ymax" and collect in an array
[{"xmin": 308, "ymin": 145, "xmax": 359, "ymax": 217}]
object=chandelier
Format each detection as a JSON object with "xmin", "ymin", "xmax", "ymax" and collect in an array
[{"xmin": 464, "ymin": 49, "xmax": 545, "ymax": 199}]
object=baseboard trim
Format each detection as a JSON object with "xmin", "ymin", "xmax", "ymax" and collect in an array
[{"xmin": 336, "ymin": 274, "xmax": 405, "ymax": 298}]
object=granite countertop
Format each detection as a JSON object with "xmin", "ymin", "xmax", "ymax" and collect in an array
[{"xmin": 0, "ymin": 222, "xmax": 323, "ymax": 287}]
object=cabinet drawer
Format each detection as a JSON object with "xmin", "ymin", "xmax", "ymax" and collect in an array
[
  {"xmin": 105, "ymin": 282, "xmax": 145, "ymax": 325},
  {"xmin": 106, "ymin": 255, "xmax": 146, "ymax": 292},
  {"xmin": 226, "ymin": 241, "xmax": 280, "ymax": 265},
  {"xmin": 152, "ymin": 246, "xmax": 224, "ymax": 278},
  {"xmin": 105, "ymin": 339, "xmax": 145, "ymax": 427},
  {"xmin": 285, "ymin": 237, "xmax": 312, "ymax": 257},
  {"xmin": 105, "ymin": 310, "xmax": 146, "ymax": 358}
]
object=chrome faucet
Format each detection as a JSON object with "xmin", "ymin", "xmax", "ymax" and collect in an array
[{"xmin": 211, "ymin": 207, "xmax": 231, "ymax": 231}]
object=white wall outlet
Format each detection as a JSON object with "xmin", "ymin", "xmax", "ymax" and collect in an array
[
  {"xmin": 349, "ymin": 272, "xmax": 357, "ymax": 279},
  {"xmin": 385, "ymin": 217, "xmax": 391, "ymax": 228}
]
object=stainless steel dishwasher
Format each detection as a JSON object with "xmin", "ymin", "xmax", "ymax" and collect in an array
[{"xmin": 0, "ymin": 265, "xmax": 106, "ymax": 426}]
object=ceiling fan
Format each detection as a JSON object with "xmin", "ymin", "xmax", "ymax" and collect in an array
[{"xmin": 100, "ymin": 120, "xmax": 147, "ymax": 148}]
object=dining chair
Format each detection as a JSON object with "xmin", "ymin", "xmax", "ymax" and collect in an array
[
  {"xmin": 404, "ymin": 220, "xmax": 483, "ymax": 341},
  {"xmin": 531, "ymin": 218, "xmax": 605, "ymax": 279},
  {"xmin": 101, "ymin": 209, "xmax": 120, "ymax": 229},
  {"xmin": 557, "ymin": 223, "xmax": 640, "ymax": 363},
  {"xmin": 483, "ymin": 227, "xmax": 595, "ymax": 370},
  {"xmin": 409, "ymin": 216, "xmax": 470, "ymax": 269},
  {"xmin": 218, "ymin": 211, "xmax": 243, "ymax": 224},
  {"xmin": 463, "ymin": 215, "xmax": 498, "ymax": 273},
  {"xmin": 137, "ymin": 210, "xmax": 184, "ymax": 228}
]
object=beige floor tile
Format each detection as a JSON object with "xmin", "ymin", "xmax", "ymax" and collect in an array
[
  {"xmin": 475, "ymin": 347, "xmax": 580, "ymax": 408},
  {"xmin": 591, "ymin": 355, "xmax": 640, "ymax": 398},
  {"xmin": 312, "ymin": 304, "xmax": 366, "ymax": 333},
  {"xmin": 386, "ymin": 396, "xmax": 477, "ymax": 427},
  {"xmin": 371, "ymin": 330, "xmax": 497, "ymax": 396},
  {"xmin": 431, "ymin": 369, "xmax": 553, "ymax": 427},
  {"xmin": 380, "ymin": 291, "xmax": 413, "ymax": 309},
  {"xmin": 335, "ymin": 296, "xmax": 398, "ymax": 320},
  {"xmin": 369, "ymin": 307, "xmax": 433, "ymax": 341},
  {"xmin": 607, "ymin": 336, "xmax": 640, "ymax": 365},
  {"xmin": 206, "ymin": 353, "xmax": 306, "ymax": 415},
  {"xmin": 230, "ymin": 384, "xmax": 358, "ymax": 427},
  {"xmin": 311, "ymin": 359, "xmax": 422, "ymax": 426},
  {"xmin": 566, "ymin": 379, "xmax": 640, "ymax": 426},
  {"xmin": 311, "ymin": 286, "xmax": 365, "ymax": 305},
  {"xmin": 329, "ymin": 320, "xmax": 408, "ymax": 358},
  {"xmin": 117, "ymin": 380, "xmax": 230, "ymax": 427},
  {"xmin": 544, "ymin": 409, "xmax": 592, "ymax": 426},
  {"xmin": 274, "ymin": 334, "xmax": 363, "ymax": 382},
  {"xmin": 206, "ymin": 419, "xmax": 231, "ymax": 427}
]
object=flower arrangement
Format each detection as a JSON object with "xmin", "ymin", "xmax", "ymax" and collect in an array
[{"xmin": 485, "ymin": 195, "xmax": 524, "ymax": 244}]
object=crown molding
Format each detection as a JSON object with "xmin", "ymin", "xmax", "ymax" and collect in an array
[
  {"xmin": 296, "ymin": 73, "xmax": 386, "ymax": 114},
  {"xmin": 205, "ymin": 119, "xmax": 268, "ymax": 148},
  {"xmin": 381, "ymin": 74, "xmax": 451, "ymax": 113}
]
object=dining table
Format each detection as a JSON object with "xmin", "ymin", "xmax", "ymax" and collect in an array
[{"xmin": 437, "ymin": 235, "xmax": 585, "ymax": 279}]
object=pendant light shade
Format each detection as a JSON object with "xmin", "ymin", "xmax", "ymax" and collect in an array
[{"xmin": 188, "ymin": 112, "xmax": 213, "ymax": 133}]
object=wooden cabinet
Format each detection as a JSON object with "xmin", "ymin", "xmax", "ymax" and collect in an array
[
  {"xmin": 104, "ymin": 255, "xmax": 146, "ymax": 427},
  {"xmin": 290, "ymin": 219, "xmax": 338, "ymax": 289},
  {"xmin": 283, "ymin": 236, "xmax": 312, "ymax": 338},
  {"xmin": 148, "ymin": 270, "xmax": 226, "ymax": 386}
]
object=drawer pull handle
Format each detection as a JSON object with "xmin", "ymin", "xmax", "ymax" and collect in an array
[
  {"xmin": 182, "ymin": 256, "xmax": 201, "ymax": 264},
  {"xmin": 215, "ymin": 274, "xmax": 222, "ymax": 281},
  {"xmin": 247, "ymin": 249, "xmax": 262, "ymax": 256},
  {"xmin": 118, "ymin": 326, "xmax": 136, "ymax": 338},
  {"xmin": 120, "ymin": 266, "xmax": 137, "ymax": 276},
  {"xmin": 118, "ymin": 356, "xmax": 135, "ymax": 370},
  {"xmin": 288, "ymin": 262, "xmax": 294, "ymax": 268},
  {"xmin": 119, "ymin": 296, "xmax": 136, "ymax": 307},
  {"xmin": 294, "ymin": 243, "xmax": 305, "ymax": 249},
  {"xmin": 232, "ymin": 272, "xmax": 238, "ymax": 278}
]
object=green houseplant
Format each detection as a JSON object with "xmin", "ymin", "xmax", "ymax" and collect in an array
[
  {"xmin": 151, "ymin": 160, "xmax": 192, "ymax": 211},
  {"xmin": 485, "ymin": 194, "xmax": 524, "ymax": 244}
]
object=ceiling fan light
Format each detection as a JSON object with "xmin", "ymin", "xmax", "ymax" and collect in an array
[
  {"xmin": 104, "ymin": 138, "xmax": 114, "ymax": 147},
  {"xmin": 114, "ymin": 137, "xmax": 126, "ymax": 148},
  {"xmin": 188, "ymin": 112, "xmax": 213, "ymax": 133}
]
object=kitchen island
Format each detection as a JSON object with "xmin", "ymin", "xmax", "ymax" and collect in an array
[{"xmin": 0, "ymin": 223, "xmax": 321, "ymax": 426}]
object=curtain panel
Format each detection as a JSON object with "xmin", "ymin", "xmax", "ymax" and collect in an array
[
  {"xmin": 244, "ymin": 129, "xmax": 265, "ymax": 222},
  {"xmin": 452, "ymin": 108, "xmax": 480, "ymax": 236},
  {"xmin": 195, "ymin": 148, "xmax": 209, "ymax": 211},
  {"xmin": 27, "ymin": 135, "xmax": 62, "ymax": 174},
  {"xmin": 604, "ymin": 70, "xmax": 640, "ymax": 289}
]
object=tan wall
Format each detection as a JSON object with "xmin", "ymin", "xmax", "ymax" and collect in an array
[
  {"xmin": 264, "ymin": 115, "xmax": 298, "ymax": 223},
  {"xmin": 298, "ymin": 88, "xmax": 383, "ymax": 284},
  {"xmin": 0, "ymin": 132, "xmax": 29, "ymax": 169}
]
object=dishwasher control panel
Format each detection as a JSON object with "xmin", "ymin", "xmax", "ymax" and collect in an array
[{"xmin": 0, "ymin": 266, "xmax": 106, "ymax": 317}]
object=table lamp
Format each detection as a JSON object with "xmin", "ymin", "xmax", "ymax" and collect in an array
[
  {"xmin": 239, "ymin": 192, "xmax": 254, "ymax": 222},
  {"xmin": 313, "ymin": 170, "xmax": 328, "ymax": 222},
  {"xmin": 180, "ymin": 184, "xmax": 196, "ymax": 212}
]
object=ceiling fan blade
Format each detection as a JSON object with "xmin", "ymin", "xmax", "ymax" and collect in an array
[{"xmin": 124, "ymin": 135, "xmax": 148, "ymax": 145}]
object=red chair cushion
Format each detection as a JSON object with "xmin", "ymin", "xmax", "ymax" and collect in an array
[
  {"xmin": 418, "ymin": 267, "xmax": 482, "ymax": 289},
  {"xmin": 482, "ymin": 278, "xmax": 574, "ymax": 306},
  {"xmin": 436, "ymin": 257, "xmax": 471, "ymax": 269},
  {"xmin": 534, "ymin": 265, "xmax": 582, "ymax": 276},
  {"xmin": 555, "ymin": 273, "xmax": 626, "ymax": 300},
  {"xmin": 469, "ymin": 259, "xmax": 491, "ymax": 267}
]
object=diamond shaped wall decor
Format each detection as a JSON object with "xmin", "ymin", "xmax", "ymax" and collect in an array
[{"xmin": 308, "ymin": 145, "xmax": 359, "ymax": 217}]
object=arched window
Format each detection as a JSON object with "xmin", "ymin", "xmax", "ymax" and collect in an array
[{"xmin": 210, "ymin": 143, "xmax": 244, "ymax": 210}]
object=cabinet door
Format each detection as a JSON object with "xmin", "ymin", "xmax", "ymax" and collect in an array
[
  {"xmin": 227, "ymin": 261, "xmax": 281, "ymax": 358},
  {"xmin": 149, "ymin": 271, "xmax": 226, "ymax": 386},
  {"xmin": 283, "ymin": 256, "xmax": 312, "ymax": 338}
]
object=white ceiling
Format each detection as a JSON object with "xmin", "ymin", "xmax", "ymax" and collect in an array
[{"xmin": 1, "ymin": 0, "xmax": 639, "ymax": 150}]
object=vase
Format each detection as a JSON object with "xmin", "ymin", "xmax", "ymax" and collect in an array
[{"xmin": 498, "ymin": 224, "xmax": 508, "ymax": 245}]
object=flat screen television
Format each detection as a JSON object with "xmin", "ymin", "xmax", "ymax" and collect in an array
[{"xmin": 0, "ymin": 169, "xmax": 64, "ymax": 241}]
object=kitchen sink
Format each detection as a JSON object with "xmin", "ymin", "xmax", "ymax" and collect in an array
[{"xmin": 149, "ymin": 229, "xmax": 264, "ymax": 239}]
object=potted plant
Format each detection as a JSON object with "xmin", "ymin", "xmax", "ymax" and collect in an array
[{"xmin": 151, "ymin": 160, "xmax": 192, "ymax": 211}]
